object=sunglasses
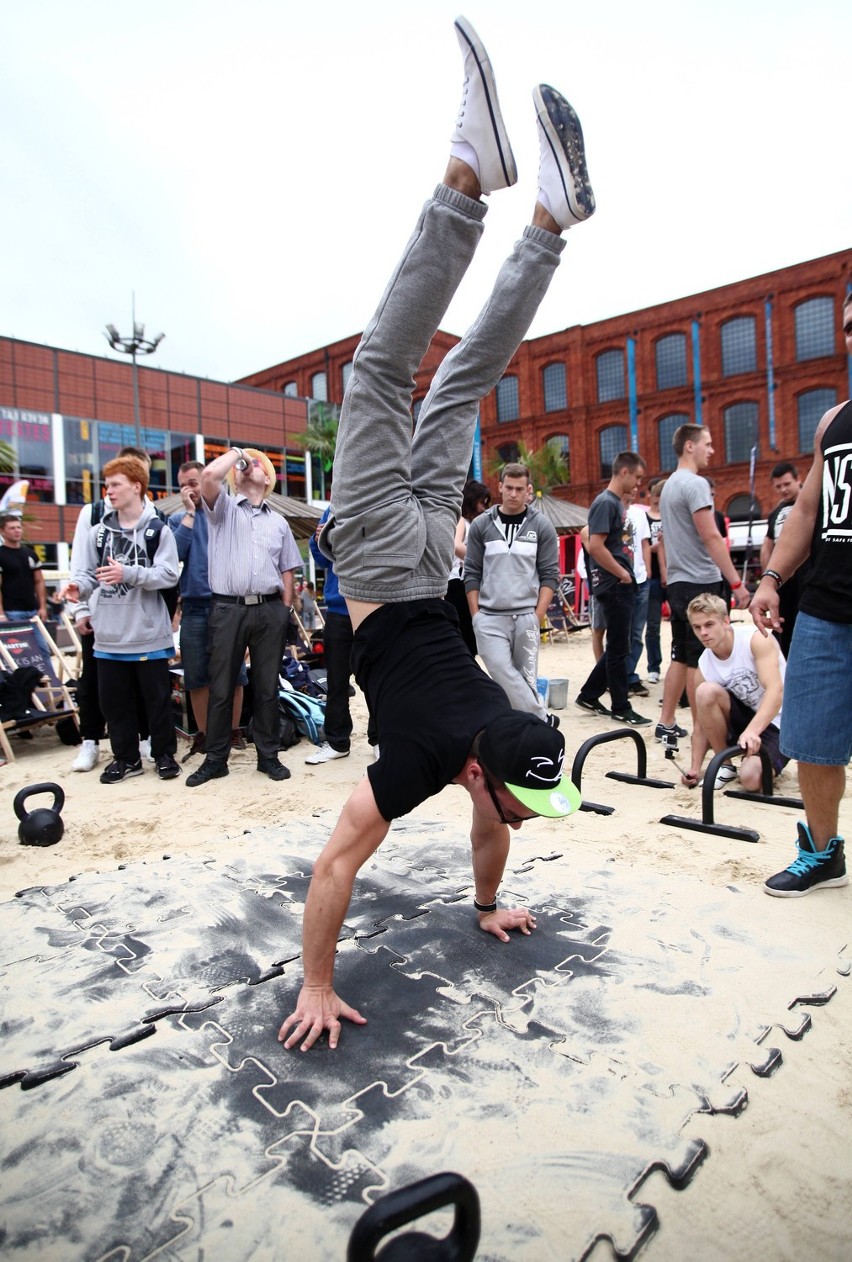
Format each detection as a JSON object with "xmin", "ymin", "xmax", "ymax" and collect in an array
[{"xmin": 482, "ymin": 766, "xmax": 532, "ymax": 826}]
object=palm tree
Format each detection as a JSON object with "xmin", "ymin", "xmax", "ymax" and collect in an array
[
  {"xmin": 294, "ymin": 403, "xmax": 340, "ymax": 500},
  {"xmin": 487, "ymin": 439, "xmax": 570, "ymax": 494},
  {"xmin": 295, "ymin": 403, "xmax": 339, "ymax": 473}
]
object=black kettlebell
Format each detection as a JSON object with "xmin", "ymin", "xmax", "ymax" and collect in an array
[{"xmin": 13, "ymin": 782, "xmax": 65, "ymax": 848}]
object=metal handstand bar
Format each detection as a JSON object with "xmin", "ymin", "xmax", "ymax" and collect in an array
[
  {"xmin": 659, "ymin": 743, "xmax": 777, "ymax": 842},
  {"xmin": 571, "ymin": 728, "xmax": 675, "ymax": 815}
]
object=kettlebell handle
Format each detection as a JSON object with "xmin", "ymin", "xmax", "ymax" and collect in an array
[
  {"xmin": 348, "ymin": 1172, "xmax": 480, "ymax": 1261},
  {"xmin": 13, "ymin": 782, "xmax": 65, "ymax": 823}
]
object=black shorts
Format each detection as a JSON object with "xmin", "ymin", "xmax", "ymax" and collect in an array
[
  {"xmin": 668, "ymin": 580, "xmax": 723, "ymax": 668},
  {"xmin": 727, "ymin": 694, "xmax": 788, "ymax": 775}
]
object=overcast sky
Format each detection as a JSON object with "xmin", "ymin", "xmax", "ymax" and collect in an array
[{"xmin": 1, "ymin": 0, "xmax": 849, "ymax": 386}]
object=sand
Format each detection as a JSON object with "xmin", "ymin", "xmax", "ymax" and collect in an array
[{"xmin": 2, "ymin": 617, "xmax": 850, "ymax": 1259}]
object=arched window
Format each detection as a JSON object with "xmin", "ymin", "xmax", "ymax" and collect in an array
[
  {"xmin": 496, "ymin": 441, "xmax": 520, "ymax": 466},
  {"xmin": 496, "ymin": 374, "xmax": 519, "ymax": 422},
  {"xmin": 341, "ymin": 361, "xmax": 353, "ymax": 394},
  {"xmin": 542, "ymin": 362, "xmax": 567, "ymax": 412},
  {"xmin": 795, "ymin": 297, "xmax": 835, "ymax": 361},
  {"xmin": 720, "ymin": 317, "xmax": 757, "ymax": 376},
  {"xmin": 658, "ymin": 412, "xmax": 689, "ymax": 472},
  {"xmin": 797, "ymin": 388, "xmax": 837, "ymax": 451},
  {"xmin": 655, "ymin": 334, "xmax": 688, "ymax": 390},
  {"xmin": 282, "ymin": 381, "xmax": 298, "ymax": 397},
  {"xmin": 310, "ymin": 371, "xmax": 328, "ymax": 402},
  {"xmin": 599, "ymin": 424, "xmax": 628, "ymax": 479},
  {"xmin": 723, "ymin": 401, "xmax": 759, "ymax": 464},
  {"xmin": 596, "ymin": 349, "xmax": 625, "ymax": 402},
  {"xmin": 726, "ymin": 493, "xmax": 760, "ymax": 522}
]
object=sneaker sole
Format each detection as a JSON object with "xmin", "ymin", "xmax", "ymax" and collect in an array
[
  {"xmin": 454, "ymin": 17, "xmax": 517, "ymax": 191},
  {"xmin": 763, "ymin": 874, "xmax": 849, "ymax": 897},
  {"xmin": 533, "ymin": 84, "xmax": 596, "ymax": 222},
  {"xmin": 100, "ymin": 767, "xmax": 144, "ymax": 784}
]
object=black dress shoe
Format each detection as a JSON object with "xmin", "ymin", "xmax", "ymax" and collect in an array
[
  {"xmin": 257, "ymin": 759, "xmax": 291, "ymax": 781},
  {"xmin": 186, "ymin": 759, "xmax": 229, "ymax": 787}
]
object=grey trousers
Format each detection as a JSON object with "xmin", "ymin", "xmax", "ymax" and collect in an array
[
  {"xmin": 326, "ymin": 183, "xmax": 565, "ymax": 603},
  {"xmin": 473, "ymin": 609, "xmax": 546, "ymax": 718}
]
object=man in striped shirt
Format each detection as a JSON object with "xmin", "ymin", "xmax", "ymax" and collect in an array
[{"xmin": 186, "ymin": 446, "xmax": 301, "ymax": 786}]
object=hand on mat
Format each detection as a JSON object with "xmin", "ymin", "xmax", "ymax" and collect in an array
[
  {"xmin": 278, "ymin": 984, "xmax": 367, "ymax": 1052},
  {"xmin": 477, "ymin": 906, "xmax": 537, "ymax": 943}
]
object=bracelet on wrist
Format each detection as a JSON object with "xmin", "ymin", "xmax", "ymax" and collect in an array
[
  {"xmin": 730, "ymin": 579, "xmax": 743, "ymax": 590},
  {"xmin": 474, "ymin": 898, "xmax": 498, "ymax": 914},
  {"xmin": 761, "ymin": 569, "xmax": 784, "ymax": 588}
]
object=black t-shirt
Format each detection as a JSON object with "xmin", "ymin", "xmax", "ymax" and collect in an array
[
  {"xmin": 801, "ymin": 399, "xmax": 852, "ymax": 623},
  {"xmin": 587, "ymin": 489, "xmax": 632, "ymax": 594},
  {"xmin": 353, "ymin": 598, "xmax": 510, "ymax": 821},
  {"xmin": 0, "ymin": 544, "xmax": 40, "ymax": 609}
]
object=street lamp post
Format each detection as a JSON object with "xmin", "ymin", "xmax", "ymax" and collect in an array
[{"xmin": 104, "ymin": 299, "xmax": 165, "ymax": 450}]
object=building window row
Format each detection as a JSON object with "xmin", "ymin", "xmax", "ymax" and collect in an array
[{"xmin": 508, "ymin": 297, "xmax": 840, "ymax": 415}]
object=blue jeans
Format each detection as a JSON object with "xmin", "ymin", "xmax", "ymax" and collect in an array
[
  {"xmin": 645, "ymin": 578, "xmax": 664, "ymax": 674},
  {"xmin": 627, "ymin": 579, "xmax": 650, "ymax": 685},
  {"xmin": 781, "ymin": 612, "xmax": 852, "ymax": 765},
  {"xmin": 578, "ymin": 582, "xmax": 636, "ymax": 714}
]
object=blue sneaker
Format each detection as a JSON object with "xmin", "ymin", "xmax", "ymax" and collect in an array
[{"xmin": 764, "ymin": 823, "xmax": 848, "ymax": 897}]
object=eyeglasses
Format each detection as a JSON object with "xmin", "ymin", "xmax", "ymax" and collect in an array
[{"xmin": 482, "ymin": 766, "xmax": 532, "ymax": 826}]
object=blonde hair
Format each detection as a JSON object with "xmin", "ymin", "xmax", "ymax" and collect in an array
[{"xmin": 687, "ymin": 593, "xmax": 729, "ymax": 621}]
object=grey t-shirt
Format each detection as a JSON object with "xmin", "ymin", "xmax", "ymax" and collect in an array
[{"xmin": 660, "ymin": 469, "xmax": 720, "ymax": 585}]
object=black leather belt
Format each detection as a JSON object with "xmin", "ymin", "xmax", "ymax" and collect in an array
[{"xmin": 212, "ymin": 592, "xmax": 280, "ymax": 606}]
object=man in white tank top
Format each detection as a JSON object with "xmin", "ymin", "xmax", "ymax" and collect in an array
[{"xmin": 680, "ymin": 592, "xmax": 787, "ymax": 791}]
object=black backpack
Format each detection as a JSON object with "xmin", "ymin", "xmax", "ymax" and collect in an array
[{"xmin": 93, "ymin": 514, "xmax": 180, "ymax": 619}]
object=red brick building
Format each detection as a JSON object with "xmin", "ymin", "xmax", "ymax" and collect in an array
[
  {"xmin": 2, "ymin": 249, "xmax": 849, "ymax": 568},
  {"xmin": 0, "ymin": 338, "xmax": 309, "ymax": 566},
  {"xmin": 241, "ymin": 248, "xmax": 852, "ymax": 518}
]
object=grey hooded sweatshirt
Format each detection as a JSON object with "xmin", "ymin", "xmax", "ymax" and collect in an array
[
  {"xmin": 72, "ymin": 499, "xmax": 179, "ymax": 656},
  {"xmin": 463, "ymin": 502, "xmax": 559, "ymax": 613}
]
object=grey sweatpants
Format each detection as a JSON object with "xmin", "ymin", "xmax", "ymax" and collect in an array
[
  {"xmin": 473, "ymin": 609, "xmax": 546, "ymax": 718},
  {"xmin": 324, "ymin": 183, "xmax": 565, "ymax": 603}
]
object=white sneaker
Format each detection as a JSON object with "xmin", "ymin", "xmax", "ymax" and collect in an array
[
  {"xmin": 305, "ymin": 742, "xmax": 350, "ymax": 766},
  {"xmin": 71, "ymin": 739, "xmax": 100, "ymax": 772},
  {"xmin": 533, "ymin": 84, "xmax": 596, "ymax": 230},
  {"xmin": 139, "ymin": 739, "xmax": 155, "ymax": 764},
  {"xmin": 452, "ymin": 17, "xmax": 517, "ymax": 195},
  {"xmin": 646, "ymin": 672, "xmax": 660, "ymax": 684},
  {"xmin": 699, "ymin": 764, "xmax": 739, "ymax": 790}
]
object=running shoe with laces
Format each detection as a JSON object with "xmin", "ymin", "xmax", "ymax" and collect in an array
[
  {"xmin": 655, "ymin": 721, "xmax": 687, "ymax": 742},
  {"xmin": 100, "ymin": 758, "xmax": 144, "ymax": 785},
  {"xmin": 305, "ymin": 742, "xmax": 350, "ymax": 766},
  {"xmin": 611, "ymin": 708, "xmax": 652, "ymax": 727},
  {"xmin": 71, "ymin": 739, "xmax": 100, "ymax": 772},
  {"xmin": 575, "ymin": 694, "xmax": 610, "ymax": 716},
  {"xmin": 701, "ymin": 763, "xmax": 738, "ymax": 791},
  {"xmin": 451, "ymin": 17, "xmax": 517, "ymax": 195},
  {"xmin": 156, "ymin": 753, "xmax": 182, "ymax": 781},
  {"xmin": 764, "ymin": 824, "xmax": 848, "ymax": 897}
]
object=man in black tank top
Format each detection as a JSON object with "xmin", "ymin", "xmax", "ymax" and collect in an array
[{"xmin": 751, "ymin": 293, "xmax": 852, "ymax": 898}]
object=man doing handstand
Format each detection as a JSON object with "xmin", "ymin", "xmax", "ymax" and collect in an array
[{"xmin": 279, "ymin": 17, "xmax": 593, "ymax": 1052}]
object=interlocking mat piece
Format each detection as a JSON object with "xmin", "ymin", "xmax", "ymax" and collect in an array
[{"xmin": 0, "ymin": 825, "xmax": 846, "ymax": 1260}]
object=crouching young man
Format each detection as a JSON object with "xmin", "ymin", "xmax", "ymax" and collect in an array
[{"xmin": 679, "ymin": 593, "xmax": 787, "ymax": 792}]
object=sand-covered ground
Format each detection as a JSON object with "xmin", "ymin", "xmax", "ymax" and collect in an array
[{"xmin": 2, "ymin": 617, "xmax": 849, "ymax": 1259}]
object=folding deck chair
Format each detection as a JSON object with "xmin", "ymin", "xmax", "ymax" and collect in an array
[{"xmin": 0, "ymin": 618, "xmax": 80, "ymax": 762}]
